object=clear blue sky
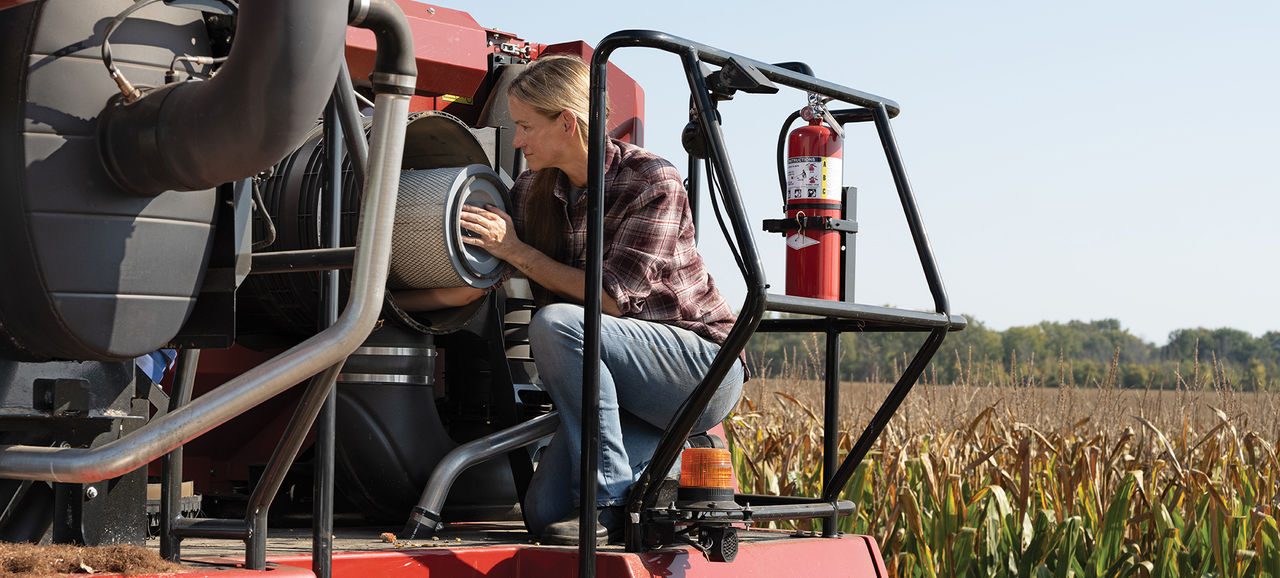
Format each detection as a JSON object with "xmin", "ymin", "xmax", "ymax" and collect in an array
[{"xmin": 440, "ymin": 1, "xmax": 1279, "ymax": 344}]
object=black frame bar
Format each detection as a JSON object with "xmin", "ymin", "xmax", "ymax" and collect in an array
[
  {"xmin": 733, "ymin": 494, "xmax": 823, "ymax": 506},
  {"xmin": 243, "ymin": 364, "xmax": 343, "ymax": 568},
  {"xmin": 249, "ymin": 248, "xmax": 355, "ymax": 275},
  {"xmin": 822, "ymin": 323, "xmax": 839, "ymax": 537},
  {"xmin": 757, "ymin": 317, "xmax": 960, "ymax": 333},
  {"xmin": 159, "ymin": 349, "xmax": 200, "ymax": 561},
  {"xmin": 824, "ymin": 330, "xmax": 945, "ymax": 502},
  {"xmin": 584, "ymin": 30, "xmax": 963, "ymax": 560},
  {"xmin": 311, "ymin": 88, "xmax": 344, "ymax": 578},
  {"xmin": 645, "ymin": 501, "xmax": 856, "ymax": 525},
  {"xmin": 765, "ymin": 295, "xmax": 966, "ymax": 331}
]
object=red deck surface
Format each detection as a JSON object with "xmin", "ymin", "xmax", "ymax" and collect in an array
[
  {"xmin": 137, "ymin": 536, "xmax": 886, "ymax": 577},
  {"xmin": 154, "ymin": 539, "xmax": 885, "ymax": 578}
]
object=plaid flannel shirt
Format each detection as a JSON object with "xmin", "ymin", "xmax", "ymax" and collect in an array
[{"xmin": 510, "ymin": 138, "xmax": 738, "ymax": 348}]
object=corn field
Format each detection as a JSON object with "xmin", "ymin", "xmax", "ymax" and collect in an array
[{"xmin": 726, "ymin": 351, "xmax": 1280, "ymax": 577}]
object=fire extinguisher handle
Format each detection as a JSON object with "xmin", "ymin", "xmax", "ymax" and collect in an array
[{"xmin": 821, "ymin": 107, "xmax": 845, "ymax": 139}]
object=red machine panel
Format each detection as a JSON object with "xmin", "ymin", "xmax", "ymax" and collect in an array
[{"xmin": 345, "ymin": 1, "xmax": 542, "ymax": 102}]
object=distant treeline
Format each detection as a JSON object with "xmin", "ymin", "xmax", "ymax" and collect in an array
[{"xmin": 746, "ymin": 316, "xmax": 1280, "ymax": 391}]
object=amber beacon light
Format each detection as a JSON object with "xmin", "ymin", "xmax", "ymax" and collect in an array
[{"xmin": 678, "ymin": 448, "xmax": 736, "ymax": 508}]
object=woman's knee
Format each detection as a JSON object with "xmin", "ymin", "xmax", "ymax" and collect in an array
[
  {"xmin": 529, "ymin": 304, "xmax": 588, "ymax": 398},
  {"xmin": 693, "ymin": 361, "xmax": 746, "ymax": 432},
  {"xmin": 529, "ymin": 303, "xmax": 585, "ymax": 355}
]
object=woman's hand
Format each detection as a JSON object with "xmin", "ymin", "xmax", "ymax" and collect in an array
[
  {"xmin": 459, "ymin": 204, "xmax": 524, "ymax": 261},
  {"xmin": 461, "ymin": 203, "xmax": 624, "ymax": 317}
]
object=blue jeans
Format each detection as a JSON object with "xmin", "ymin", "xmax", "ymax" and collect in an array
[{"xmin": 523, "ymin": 303, "xmax": 744, "ymax": 534}]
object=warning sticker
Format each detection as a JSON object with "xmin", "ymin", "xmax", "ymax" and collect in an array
[
  {"xmin": 786, "ymin": 156, "xmax": 842, "ymax": 200},
  {"xmin": 786, "ymin": 233, "xmax": 820, "ymax": 250}
]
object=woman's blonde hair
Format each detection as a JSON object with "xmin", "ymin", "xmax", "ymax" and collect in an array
[
  {"xmin": 507, "ymin": 55, "xmax": 607, "ymax": 272},
  {"xmin": 507, "ymin": 55, "xmax": 593, "ymax": 149}
]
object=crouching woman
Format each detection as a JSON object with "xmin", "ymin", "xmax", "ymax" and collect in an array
[{"xmin": 396, "ymin": 55, "xmax": 744, "ymax": 545}]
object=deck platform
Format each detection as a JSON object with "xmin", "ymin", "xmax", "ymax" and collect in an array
[{"xmin": 149, "ymin": 522, "xmax": 887, "ymax": 577}]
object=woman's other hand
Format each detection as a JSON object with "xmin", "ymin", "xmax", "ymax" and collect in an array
[
  {"xmin": 460, "ymin": 204, "xmax": 524, "ymax": 261},
  {"xmin": 392, "ymin": 286, "xmax": 486, "ymax": 312}
]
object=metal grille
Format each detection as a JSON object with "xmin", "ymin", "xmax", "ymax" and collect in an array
[{"xmin": 388, "ymin": 167, "xmax": 466, "ymax": 289}]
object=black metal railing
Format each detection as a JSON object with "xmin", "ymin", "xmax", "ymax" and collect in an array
[{"xmin": 583, "ymin": 30, "xmax": 966, "ymax": 576}]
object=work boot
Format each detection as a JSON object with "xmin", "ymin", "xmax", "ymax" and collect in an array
[{"xmin": 540, "ymin": 507, "xmax": 624, "ymax": 546}]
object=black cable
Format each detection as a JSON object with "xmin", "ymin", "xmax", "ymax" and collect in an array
[
  {"xmin": 101, "ymin": 0, "xmax": 163, "ymax": 101},
  {"xmin": 166, "ymin": 55, "xmax": 229, "ymax": 83},
  {"xmin": 703, "ymin": 157, "xmax": 747, "ymax": 277},
  {"xmin": 102, "ymin": 0, "xmax": 239, "ymax": 99},
  {"xmin": 251, "ymin": 173, "xmax": 277, "ymax": 250}
]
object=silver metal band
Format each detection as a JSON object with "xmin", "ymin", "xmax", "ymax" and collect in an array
[
  {"xmin": 349, "ymin": 0, "xmax": 371, "ymax": 26},
  {"xmin": 337, "ymin": 373, "xmax": 432, "ymax": 385},
  {"xmin": 351, "ymin": 346, "xmax": 436, "ymax": 357},
  {"xmin": 370, "ymin": 71, "xmax": 418, "ymax": 92}
]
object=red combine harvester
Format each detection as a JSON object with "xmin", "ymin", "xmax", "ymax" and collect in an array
[{"xmin": 0, "ymin": 1, "xmax": 964, "ymax": 576}]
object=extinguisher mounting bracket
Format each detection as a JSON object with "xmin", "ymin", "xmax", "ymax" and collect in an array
[{"xmin": 762, "ymin": 216, "xmax": 858, "ymax": 234}]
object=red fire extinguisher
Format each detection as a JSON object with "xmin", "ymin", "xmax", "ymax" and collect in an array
[{"xmin": 785, "ymin": 96, "xmax": 844, "ymax": 301}]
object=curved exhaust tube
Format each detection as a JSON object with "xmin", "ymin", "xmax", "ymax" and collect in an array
[
  {"xmin": 402, "ymin": 412, "xmax": 561, "ymax": 540},
  {"xmin": 98, "ymin": 0, "xmax": 348, "ymax": 196},
  {"xmin": 349, "ymin": 0, "xmax": 418, "ymax": 95},
  {"xmin": 0, "ymin": 1, "xmax": 418, "ymax": 482}
]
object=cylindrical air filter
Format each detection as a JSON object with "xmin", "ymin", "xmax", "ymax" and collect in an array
[
  {"xmin": 388, "ymin": 165, "xmax": 510, "ymax": 290},
  {"xmin": 240, "ymin": 111, "xmax": 504, "ymax": 338}
]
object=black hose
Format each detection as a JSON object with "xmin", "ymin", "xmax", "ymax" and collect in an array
[
  {"xmin": 98, "ymin": 0, "xmax": 348, "ymax": 196},
  {"xmin": 776, "ymin": 110, "xmax": 801, "ymax": 209},
  {"xmin": 770, "ymin": 63, "xmax": 814, "ymax": 209},
  {"xmin": 251, "ymin": 176, "xmax": 277, "ymax": 250}
]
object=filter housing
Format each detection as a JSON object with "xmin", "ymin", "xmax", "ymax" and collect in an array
[{"xmin": 0, "ymin": 0, "xmax": 218, "ymax": 361}]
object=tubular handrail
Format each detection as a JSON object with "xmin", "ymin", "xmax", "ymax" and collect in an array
[
  {"xmin": 586, "ymin": 33, "xmax": 779, "ymax": 557},
  {"xmin": 581, "ymin": 30, "xmax": 960, "ymax": 559},
  {"xmin": 597, "ymin": 31, "xmax": 902, "ymax": 116},
  {"xmin": 871, "ymin": 103, "xmax": 950, "ymax": 314}
]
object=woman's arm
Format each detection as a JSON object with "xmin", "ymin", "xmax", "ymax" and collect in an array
[
  {"xmin": 459, "ymin": 204, "xmax": 624, "ymax": 317},
  {"xmin": 392, "ymin": 286, "xmax": 487, "ymax": 312},
  {"xmin": 502, "ymin": 244, "xmax": 624, "ymax": 317}
]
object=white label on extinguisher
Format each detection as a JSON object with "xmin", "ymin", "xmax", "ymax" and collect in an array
[
  {"xmin": 787, "ymin": 156, "xmax": 843, "ymax": 199},
  {"xmin": 787, "ymin": 233, "xmax": 820, "ymax": 250}
]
